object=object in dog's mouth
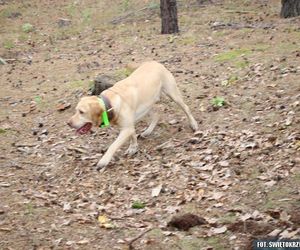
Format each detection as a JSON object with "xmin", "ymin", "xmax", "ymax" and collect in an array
[{"xmin": 76, "ymin": 123, "xmax": 92, "ymax": 134}]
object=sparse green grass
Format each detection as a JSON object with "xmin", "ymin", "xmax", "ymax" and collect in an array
[
  {"xmin": 252, "ymin": 43, "xmax": 270, "ymax": 52},
  {"xmin": 206, "ymin": 236, "xmax": 228, "ymax": 250},
  {"xmin": 178, "ymin": 236, "xmax": 228, "ymax": 250},
  {"xmin": 278, "ymin": 42, "xmax": 299, "ymax": 53},
  {"xmin": 219, "ymin": 212, "xmax": 237, "ymax": 224},
  {"xmin": 234, "ymin": 59, "xmax": 249, "ymax": 69},
  {"xmin": 25, "ymin": 202, "xmax": 34, "ymax": 215},
  {"xmin": 131, "ymin": 201, "xmax": 145, "ymax": 209},
  {"xmin": 213, "ymin": 30, "xmax": 231, "ymax": 37},
  {"xmin": 0, "ymin": 8, "xmax": 14, "ymax": 18},
  {"xmin": 55, "ymin": 26, "xmax": 82, "ymax": 40},
  {"xmin": 66, "ymin": 2, "xmax": 77, "ymax": 17},
  {"xmin": 18, "ymin": 33, "xmax": 29, "ymax": 42},
  {"xmin": 3, "ymin": 40, "xmax": 14, "ymax": 49},
  {"xmin": 0, "ymin": 128, "xmax": 7, "ymax": 134},
  {"xmin": 115, "ymin": 67, "xmax": 135, "ymax": 79},
  {"xmin": 227, "ymin": 75, "xmax": 239, "ymax": 85},
  {"xmin": 211, "ymin": 97, "xmax": 226, "ymax": 107},
  {"xmin": 179, "ymin": 35, "xmax": 198, "ymax": 45},
  {"xmin": 34, "ymin": 96, "xmax": 42, "ymax": 104},
  {"xmin": 147, "ymin": 1, "xmax": 159, "ymax": 10},
  {"xmin": 122, "ymin": 0, "xmax": 131, "ymax": 11},
  {"xmin": 214, "ymin": 48, "xmax": 251, "ymax": 62},
  {"xmin": 179, "ymin": 237, "xmax": 206, "ymax": 250},
  {"xmin": 82, "ymin": 8, "xmax": 92, "ymax": 23},
  {"xmin": 239, "ymin": 27, "xmax": 252, "ymax": 34},
  {"xmin": 147, "ymin": 228, "xmax": 164, "ymax": 238},
  {"xmin": 22, "ymin": 23, "xmax": 34, "ymax": 33},
  {"xmin": 69, "ymin": 80, "xmax": 85, "ymax": 89},
  {"xmin": 32, "ymin": 95, "xmax": 51, "ymax": 111},
  {"xmin": 262, "ymin": 186, "xmax": 294, "ymax": 210}
]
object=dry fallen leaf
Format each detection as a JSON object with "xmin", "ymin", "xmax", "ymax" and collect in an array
[
  {"xmin": 197, "ymin": 189, "xmax": 205, "ymax": 201},
  {"xmin": 279, "ymin": 228, "xmax": 299, "ymax": 239},
  {"xmin": 240, "ymin": 213, "xmax": 252, "ymax": 222},
  {"xmin": 213, "ymin": 202, "xmax": 223, "ymax": 208},
  {"xmin": 209, "ymin": 191, "xmax": 224, "ymax": 200},
  {"xmin": 57, "ymin": 102, "xmax": 71, "ymax": 111},
  {"xmin": 268, "ymin": 229, "xmax": 282, "ymax": 237},
  {"xmin": 210, "ymin": 226, "xmax": 227, "ymax": 235},
  {"xmin": 98, "ymin": 214, "xmax": 116, "ymax": 229},
  {"xmin": 98, "ymin": 215, "xmax": 108, "ymax": 224},
  {"xmin": 218, "ymin": 160, "xmax": 229, "ymax": 167},
  {"xmin": 63, "ymin": 202, "xmax": 72, "ymax": 212},
  {"xmin": 77, "ymin": 239, "xmax": 90, "ymax": 245},
  {"xmin": 151, "ymin": 184, "xmax": 163, "ymax": 197},
  {"xmin": 165, "ymin": 206, "xmax": 180, "ymax": 214},
  {"xmin": 102, "ymin": 223, "xmax": 116, "ymax": 229},
  {"xmin": 265, "ymin": 180, "xmax": 276, "ymax": 188},
  {"xmin": 279, "ymin": 211, "xmax": 290, "ymax": 222}
]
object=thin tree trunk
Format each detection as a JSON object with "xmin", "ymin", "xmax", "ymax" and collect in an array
[
  {"xmin": 160, "ymin": 0, "xmax": 179, "ymax": 34},
  {"xmin": 280, "ymin": 0, "xmax": 300, "ymax": 18}
]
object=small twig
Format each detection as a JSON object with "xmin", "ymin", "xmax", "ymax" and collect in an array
[
  {"xmin": 19, "ymin": 161, "xmax": 49, "ymax": 166},
  {"xmin": 224, "ymin": 10, "xmax": 255, "ymax": 14},
  {"xmin": 128, "ymin": 227, "xmax": 154, "ymax": 250},
  {"xmin": 14, "ymin": 143, "xmax": 38, "ymax": 147},
  {"xmin": 67, "ymin": 146, "xmax": 88, "ymax": 154},
  {"xmin": 3, "ymin": 58, "xmax": 17, "ymax": 62}
]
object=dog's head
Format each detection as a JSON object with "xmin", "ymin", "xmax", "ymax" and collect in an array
[{"xmin": 67, "ymin": 96, "xmax": 103, "ymax": 134}]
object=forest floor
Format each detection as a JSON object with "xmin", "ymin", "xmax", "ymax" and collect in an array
[{"xmin": 0, "ymin": 0, "xmax": 299, "ymax": 249}]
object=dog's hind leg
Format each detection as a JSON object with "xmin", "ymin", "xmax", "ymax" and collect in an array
[
  {"xmin": 141, "ymin": 112, "xmax": 159, "ymax": 138},
  {"xmin": 162, "ymin": 75, "xmax": 198, "ymax": 131}
]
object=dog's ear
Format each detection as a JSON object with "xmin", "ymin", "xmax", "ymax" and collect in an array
[{"xmin": 89, "ymin": 102, "xmax": 102, "ymax": 127}]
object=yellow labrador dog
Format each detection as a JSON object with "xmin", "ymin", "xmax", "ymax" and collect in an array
[{"xmin": 68, "ymin": 61, "xmax": 198, "ymax": 169}]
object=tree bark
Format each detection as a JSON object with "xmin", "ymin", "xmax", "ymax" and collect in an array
[
  {"xmin": 280, "ymin": 0, "xmax": 300, "ymax": 18},
  {"xmin": 160, "ymin": 0, "xmax": 179, "ymax": 34}
]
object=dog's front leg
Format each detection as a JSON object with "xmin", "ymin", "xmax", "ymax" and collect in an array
[
  {"xmin": 125, "ymin": 133, "xmax": 138, "ymax": 156},
  {"xmin": 97, "ymin": 128, "xmax": 135, "ymax": 169}
]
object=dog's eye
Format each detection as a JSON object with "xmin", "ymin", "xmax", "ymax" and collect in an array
[{"xmin": 79, "ymin": 110, "xmax": 84, "ymax": 114}]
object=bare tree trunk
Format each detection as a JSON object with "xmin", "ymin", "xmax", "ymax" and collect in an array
[
  {"xmin": 160, "ymin": 0, "xmax": 179, "ymax": 34},
  {"xmin": 280, "ymin": 0, "xmax": 300, "ymax": 18}
]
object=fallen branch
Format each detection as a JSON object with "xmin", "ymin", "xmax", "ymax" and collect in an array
[{"xmin": 127, "ymin": 227, "xmax": 154, "ymax": 250}]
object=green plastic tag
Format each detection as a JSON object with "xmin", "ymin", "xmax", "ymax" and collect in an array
[
  {"xmin": 98, "ymin": 98, "xmax": 110, "ymax": 128},
  {"xmin": 101, "ymin": 110, "xmax": 110, "ymax": 128}
]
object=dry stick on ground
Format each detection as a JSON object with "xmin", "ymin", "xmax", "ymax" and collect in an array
[
  {"xmin": 127, "ymin": 227, "xmax": 154, "ymax": 250},
  {"xmin": 110, "ymin": 6, "xmax": 153, "ymax": 24},
  {"xmin": 19, "ymin": 161, "xmax": 49, "ymax": 166}
]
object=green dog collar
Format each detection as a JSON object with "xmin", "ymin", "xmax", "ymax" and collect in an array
[{"xmin": 98, "ymin": 97, "xmax": 110, "ymax": 128}]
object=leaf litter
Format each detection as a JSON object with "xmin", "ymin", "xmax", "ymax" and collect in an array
[{"xmin": 0, "ymin": 0, "xmax": 300, "ymax": 249}]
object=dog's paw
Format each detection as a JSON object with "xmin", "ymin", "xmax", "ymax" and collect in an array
[
  {"xmin": 125, "ymin": 145, "xmax": 138, "ymax": 156},
  {"xmin": 190, "ymin": 121, "xmax": 199, "ymax": 132},
  {"xmin": 96, "ymin": 159, "xmax": 109, "ymax": 170}
]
